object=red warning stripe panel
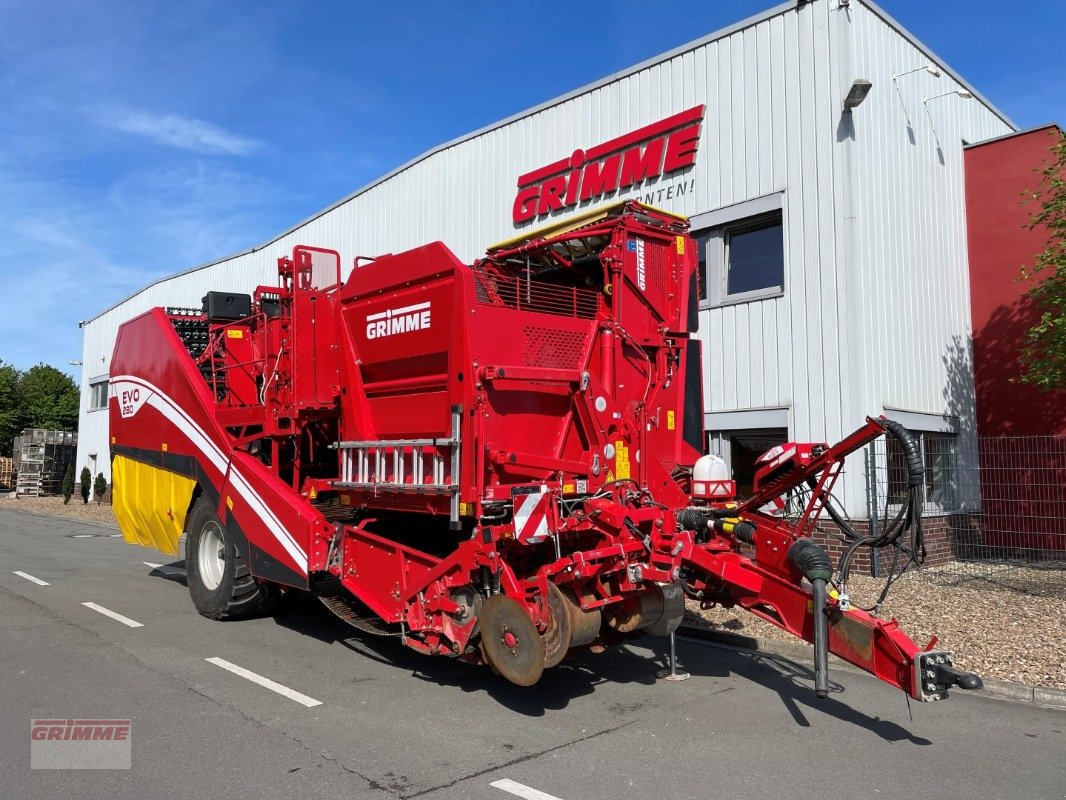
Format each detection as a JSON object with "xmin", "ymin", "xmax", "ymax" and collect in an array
[{"xmin": 513, "ymin": 489, "xmax": 550, "ymax": 542}]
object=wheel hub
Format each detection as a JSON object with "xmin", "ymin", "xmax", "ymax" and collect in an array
[{"xmin": 198, "ymin": 521, "xmax": 226, "ymax": 591}]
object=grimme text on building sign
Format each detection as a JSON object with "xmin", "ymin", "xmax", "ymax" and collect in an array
[{"xmin": 512, "ymin": 105, "xmax": 704, "ymax": 224}]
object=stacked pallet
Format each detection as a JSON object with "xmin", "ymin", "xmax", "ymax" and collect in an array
[
  {"xmin": 0, "ymin": 456, "xmax": 12, "ymax": 490},
  {"xmin": 13, "ymin": 429, "xmax": 77, "ymax": 497}
]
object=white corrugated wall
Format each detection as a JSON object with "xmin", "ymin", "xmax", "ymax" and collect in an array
[{"xmin": 79, "ymin": 0, "xmax": 1012, "ymax": 517}]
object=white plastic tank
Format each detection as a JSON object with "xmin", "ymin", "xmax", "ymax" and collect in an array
[{"xmin": 691, "ymin": 454, "xmax": 735, "ymax": 500}]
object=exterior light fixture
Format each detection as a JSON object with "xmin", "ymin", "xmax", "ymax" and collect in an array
[
  {"xmin": 923, "ymin": 89, "xmax": 973, "ymax": 104},
  {"xmin": 893, "ymin": 64, "xmax": 941, "ymax": 81},
  {"xmin": 843, "ymin": 79, "xmax": 873, "ymax": 110}
]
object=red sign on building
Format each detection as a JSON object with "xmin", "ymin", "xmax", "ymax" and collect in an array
[{"xmin": 512, "ymin": 105, "xmax": 705, "ymax": 224}]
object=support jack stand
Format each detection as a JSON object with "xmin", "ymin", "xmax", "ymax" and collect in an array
[{"xmin": 656, "ymin": 631, "xmax": 690, "ymax": 682}]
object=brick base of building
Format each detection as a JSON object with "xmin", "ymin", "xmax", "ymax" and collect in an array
[{"xmin": 808, "ymin": 514, "xmax": 983, "ymax": 577}]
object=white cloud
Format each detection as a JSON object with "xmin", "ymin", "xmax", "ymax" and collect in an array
[{"xmin": 104, "ymin": 108, "xmax": 262, "ymax": 156}]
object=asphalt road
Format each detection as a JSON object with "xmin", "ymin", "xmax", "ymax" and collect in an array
[{"xmin": 1, "ymin": 507, "xmax": 1063, "ymax": 800}]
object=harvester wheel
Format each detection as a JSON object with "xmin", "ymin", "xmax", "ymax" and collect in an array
[
  {"xmin": 478, "ymin": 595, "xmax": 545, "ymax": 686},
  {"xmin": 185, "ymin": 497, "xmax": 267, "ymax": 620},
  {"xmin": 541, "ymin": 583, "xmax": 573, "ymax": 669}
]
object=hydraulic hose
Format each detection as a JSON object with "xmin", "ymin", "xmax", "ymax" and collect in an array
[
  {"xmin": 789, "ymin": 539, "xmax": 832, "ymax": 697},
  {"xmin": 880, "ymin": 418, "xmax": 924, "ymax": 487}
]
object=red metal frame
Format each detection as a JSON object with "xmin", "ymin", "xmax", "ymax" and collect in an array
[{"xmin": 109, "ymin": 202, "xmax": 963, "ymax": 699}]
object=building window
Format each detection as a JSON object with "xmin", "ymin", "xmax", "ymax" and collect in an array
[
  {"xmin": 724, "ymin": 213, "xmax": 785, "ymax": 296},
  {"xmin": 692, "ymin": 193, "xmax": 785, "ymax": 306},
  {"xmin": 885, "ymin": 431, "xmax": 958, "ymax": 510},
  {"xmin": 89, "ymin": 380, "xmax": 109, "ymax": 411}
]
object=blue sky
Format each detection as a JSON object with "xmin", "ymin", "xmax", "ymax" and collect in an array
[{"xmin": 1, "ymin": 0, "xmax": 1063, "ymax": 378}]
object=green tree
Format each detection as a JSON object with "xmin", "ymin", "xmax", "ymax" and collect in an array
[
  {"xmin": 1019, "ymin": 129, "xmax": 1066, "ymax": 389},
  {"xmin": 18, "ymin": 364, "xmax": 79, "ymax": 430},
  {"xmin": 0, "ymin": 360, "xmax": 22, "ymax": 457},
  {"xmin": 80, "ymin": 466, "xmax": 91, "ymax": 505},
  {"xmin": 93, "ymin": 472, "xmax": 107, "ymax": 505},
  {"xmin": 62, "ymin": 463, "xmax": 74, "ymax": 505}
]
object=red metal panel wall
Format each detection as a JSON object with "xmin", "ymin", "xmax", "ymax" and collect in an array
[
  {"xmin": 964, "ymin": 125, "xmax": 1066, "ymax": 437},
  {"xmin": 964, "ymin": 126, "xmax": 1066, "ymax": 552}
]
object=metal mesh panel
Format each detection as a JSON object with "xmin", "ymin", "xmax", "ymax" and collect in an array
[
  {"xmin": 644, "ymin": 240, "xmax": 667, "ymax": 295},
  {"xmin": 865, "ymin": 434, "xmax": 1066, "ymax": 596},
  {"xmin": 522, "ymin": 327, "xmax": 588, "ymax": 370},
  {"xmin": 474, "ymin": 273, "xmax": 598, "ymax": 319}
]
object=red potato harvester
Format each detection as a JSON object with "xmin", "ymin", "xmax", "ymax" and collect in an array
[{"xmin": 109, "ymin": 201, "xmax": 980, "ymax": 700}]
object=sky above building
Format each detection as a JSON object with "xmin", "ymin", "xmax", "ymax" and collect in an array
[{"xmin": 0, "ymin": 0, "xmax": 1062, "ymax": 377}]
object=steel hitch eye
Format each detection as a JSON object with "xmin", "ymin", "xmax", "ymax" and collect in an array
[{"xmin": 914, "ymin": 650, "xmax": 983, "ymax": 701}]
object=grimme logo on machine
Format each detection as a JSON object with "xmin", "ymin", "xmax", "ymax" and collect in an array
[
  {"xmin": 365, "ymin": 301, "xmax": 432, "ymax": 339},
  {"xmin": 512, "ymin": 104, "xmax": 704, "ymax": 225}
]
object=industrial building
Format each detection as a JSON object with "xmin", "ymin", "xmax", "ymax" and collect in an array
[{"xmin": 78, "ymin": 0, "xmax": 1018, "ymax": 522}]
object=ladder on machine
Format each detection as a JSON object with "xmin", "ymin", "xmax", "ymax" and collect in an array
[{"xmin": 331, "ymin": 406, "xmax": 462, "ymax": 526}]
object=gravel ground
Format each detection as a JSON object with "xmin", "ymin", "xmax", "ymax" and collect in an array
[
  {"xmin": 686, "ymin": 564, "xmax": 1066, "ymax": 689},
  {"xmin": 0, "ymin": 493, "xmax": 117, "ymax": 526},
  {"xmin": 3, "ymin": 493, "xmax": 1063, "ymax": 689}
]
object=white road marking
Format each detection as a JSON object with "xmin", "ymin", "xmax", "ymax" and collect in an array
[
  {"xmin": 13, "ymin": 571, "xmax": 49, "ymax": 586},
  {"xmin": 143, "ymin": 561, "xmax": 184, "ymax": 574},
  {"xmin": 491, "ymin": 779, "xmax": 565, "ymax": 800},
  {"xmin": 71, "ymin": 534, "xmax": 95, "ymax": 538},
  {"xmin": 205, "ymin": 657, "xmax": 322, "ymax": 707},
  {"xmin": 81, "ymin": 602, "xmax": 144, "ymax": 628}
]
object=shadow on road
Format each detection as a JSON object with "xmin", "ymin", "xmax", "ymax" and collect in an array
[{"xmin": 265, "ymin": 594, "xmax": 931, "ymax": 743}]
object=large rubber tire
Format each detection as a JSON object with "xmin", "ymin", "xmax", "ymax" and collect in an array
[{"xmin": 185, "ymin": 497, "xmax": 267, "ymax": 620}]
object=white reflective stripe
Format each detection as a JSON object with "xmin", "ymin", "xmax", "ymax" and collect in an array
[
  {"xmin": 513, "ymin": 492, "xmax": 549, "ymax": 540},
  {"xmin": 513, "ymin": 494, "xmax": 536, "ymax": 537},
  {"xmin": 110, "ymin": 374, "xmax": 308, "ymax": 574},
  {"xmin": 227, "ymin": 469, "xmax": 307, "ymax": 574},
  {"xmin": 491, "ymin": 779, "xmax": 565, "ymax": 800},
  {"xmin": 145, "ymin": 394, "xmax": 229, "ymax": 474}
]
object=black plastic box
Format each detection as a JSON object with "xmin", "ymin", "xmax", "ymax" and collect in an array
[{"xmin": 202, "ymin": 291, "xmax": 252, "ymax": 322}]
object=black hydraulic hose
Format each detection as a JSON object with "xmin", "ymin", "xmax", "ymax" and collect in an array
[
  {"xmin": 805, "ymin": 478, "xmax": 863, "ymax": 541},
  {"xmin": 788, "ymin": 539, "xmax": 833, "ymax": 582},
  {"xmin": 880, "ymin": 418, "xmax": 924, "ymax": 487},
  {"xmin": 788, "ymin": 539, "xmax": 832, "ymax": 697}
]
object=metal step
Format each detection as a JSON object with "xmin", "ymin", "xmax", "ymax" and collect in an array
[{"xmin": 332, "ymin": 406, "xmax": 462, "ymax": 525}]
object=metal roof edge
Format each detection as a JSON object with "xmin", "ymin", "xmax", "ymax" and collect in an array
[
  {"xmin": 858, "ymin": 0, "xmax": 1016, "ymax": 131},
  {"xmin": 84, "ymin": 1, "xmax": 798, "ymax": 326},
  {"xmin": 963, "ymin": 123, "xmax": 1062, "ymax": 150}
]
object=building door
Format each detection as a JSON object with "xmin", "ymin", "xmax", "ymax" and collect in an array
[{"xmin": 707, "ymin": 428, "xmax": 788, "ymax": 500}]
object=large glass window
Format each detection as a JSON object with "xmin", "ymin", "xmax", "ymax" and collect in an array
[
  {"xmin": 695, "ymin": 207, "xmax": 784, "ymax": 305},
  {"xmin": 726, "ymin": 214, "xmax": 785, "ymax": 295}
]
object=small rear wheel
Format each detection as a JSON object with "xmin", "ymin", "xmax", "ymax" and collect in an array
[{"xmin": 185, "ymin": 496, "xmax": 267, "ymax": 620}]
